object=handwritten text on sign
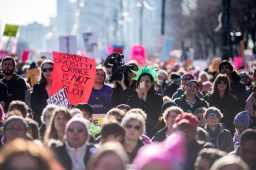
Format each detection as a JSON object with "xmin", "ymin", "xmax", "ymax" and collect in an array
[
  {"xmin": 47, "ymin": 88, "xmax": 71, "ymax": 109},
  {"xmin": 50, "ymin": 52, "xmax": 96, "ymax": 105}
]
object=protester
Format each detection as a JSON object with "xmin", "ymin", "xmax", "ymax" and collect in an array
[
  {"xmin": 87, "ymin": 142, "xmax": 129, "ymax": 170},
  {"xmin": 233, "ymin": 111, "xmax": 250, "ymax": 145},
  {"xmin": 39, "ymin": 104, "xmax": 58, "ymax": 138},
  {"xmin": 233, "ymin": 129, "xmax": 256, "ymax": 170},
  {"xmin": 0, "ymin": 81, "xmax": 7, "ymax": 110},
  {"xmin": 152, "ymin": 106, "xmax": 183, "ymax": 142},
  {"xmin": 53, "ymin": 116, "xmax": 96, "ymax": 170},
  {"xmin": 174, "ymin": 80, "xmax": 209, "ymax": 114},
  {"xmin": 88, "ymin": 65, "xmax": 112, "ymax": 114},
  {"xmin": 25, "ymin": 117, "xmax": 40, "ymax": 140},
  {"xmin": 0, "ymin": 57, "xmax": 28, "ymax": 111},
  {"xmin": 164, "ymin": 72, "xmax": 181, "ymax": 98},
  {"xmin": 121, "ymin": 112, "xmax": 145, "ymax": 162},
  {"xmin": 0, "ymin": 138, "xmax": 64, "ymax": 170},
  {"xmin": 44, "ymin": 107, "xmax": 72, "ymax": 144},
  {"xmin": 239, "ymin": 71, "xmax": 252, "ymax": 99},
  {"xmin": 126, "ymin": 64, "xmax": 163, "ymax": 137},
  {"xmin": 0, "ymin": 116, "xmax": 30, "ymax": 147},
  {"xmin": 205, "ymin": 74, "xmax": 240, "ymax": 135},
  {"xmin": 6, "ymin": 100, "xmax": 29, "ymax": 118},
  {"xmin": 194, "ymin": 107, "xmax": 207, "ymax": 128},
  {"xmin": 194, "ymin": 148, "xmax": 226, "ymax": 170},
  {"xmin": 244, "ymin": 84, "xmax": 256, "ymax": 128},
  {"xmin": 75, "ymin": 103, "xmax": 94, "ymax": 120},
  {"xmin": 203, "ymin": 107, "xmax": 234, "ymax": 153},
  {"xmin": 31, "ymin": 59, "xmax": 54, "ymax": 125},
  {"xmin": 210, "ymin": 155, "xmax": 249, "ymax": 170}
]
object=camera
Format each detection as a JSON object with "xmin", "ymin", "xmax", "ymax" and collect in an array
[{"xmin": 104, "ymin": 53, "xmax": 134, "ymax": 82}]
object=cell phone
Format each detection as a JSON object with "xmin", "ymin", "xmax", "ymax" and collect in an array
[{"xmin": 139, "ymin": 81, "xmax": 145, "ymax": 89}]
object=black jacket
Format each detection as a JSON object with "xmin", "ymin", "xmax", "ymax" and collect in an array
[
  {"xmin": 174, "ymin": 95, "xmax": 209, "ymax": 114},
  {"xmin": 31, "ymin": 83, "xmax": 49, "ymax": 125}
]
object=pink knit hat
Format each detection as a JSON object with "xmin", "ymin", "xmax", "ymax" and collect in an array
[
  {"xmin": 133, "ymin": 132, "xmax": 185, "ymax": 170},
  {"xmin": 64, "ymin": 116, "xmax": 89, "ymax": 136}
]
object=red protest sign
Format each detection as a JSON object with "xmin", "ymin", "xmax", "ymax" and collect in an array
[
  {"xmin": 47, "ymin": 88, "xmax": 71, "ymax": 109},
  {"xmin": 21, "ymin": 50, "xmax": 29, "ymax": 62},
  {"xmin": 50, "ymin": 52, "xmax": 96, "ymax": 105}
]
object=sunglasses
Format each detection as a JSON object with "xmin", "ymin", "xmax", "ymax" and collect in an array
[
  {"xmin": 67, "ymin": 128, "xmax": 85, "ymax": 133},
  {"xmin": 125, "ymin": 124, "xmax": 141, "ymax": 131},
  {"xmin": 42, "ymin": 68, "xmax": 53, "ymax": 72}
]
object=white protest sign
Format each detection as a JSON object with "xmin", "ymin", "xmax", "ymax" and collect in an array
[
  {"xmin": 82, "ymin": 32, "xmax": 97, "ymax": 53},
  {"xmin": 47, "ymin": 88, "xmax": 71, "ymax": 109},
  {"xmin": 59, "ymin": 35, "xmax": 77, "ymax": 54}
]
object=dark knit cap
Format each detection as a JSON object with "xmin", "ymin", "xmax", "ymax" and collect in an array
[
  {"xmin": 161, "ymin": 101, "xmax": 177, "ymax": 113},
  {"xmin": 233, "ymin": 111, "xmax": 250, "ymax": 128},
  {"xmin": 218, "ymin": 60, "xmax": 233, "ymax": 72}
]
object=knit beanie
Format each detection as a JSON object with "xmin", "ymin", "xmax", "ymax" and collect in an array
[
  {"xmin": 64, "ymin": 116, "xmax": 89, "ymax": 136},
  {"xmin": 233, "ymin": 111, "xmax": 250, "ymax": 128}
]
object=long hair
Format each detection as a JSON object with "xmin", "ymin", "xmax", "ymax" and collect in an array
[
  {"xmin": 39, "ymin": 59, "xmax": 53, "ymax": 87},
  {"xmin": 209, "ymin": 74, "xmax": 230, "ymax": 97}
]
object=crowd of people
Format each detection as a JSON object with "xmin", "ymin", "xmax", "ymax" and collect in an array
[{"xmin": 0, "ymin": 54, "xmax": 256, "ymax": 170}]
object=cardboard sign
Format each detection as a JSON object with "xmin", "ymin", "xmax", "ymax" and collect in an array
[
  {"xmin": 50, "ymin": 51, "xmax": 96, "ymax": 105},
  {"xmin": 82, "ymin": 32, "xmax": 97, "ymax": 53},
  {"xmin": 47, "ymin": 88, "xmax": 71, "ymax": 109},
  {"xmin": 3, "ymin": 24, "xmax": 19, "ymax": 37},
  {"xmin": 92, "ymin": 114, "xmax": 106, "ymax": 126},
  {"xmin": 59, "ymin": 35, "xmax": 77, "ymax": 54},
  {"xmin": 0, "ymin": 50, "xmax": 8, "ymax": 58},
  {"xmin": 130, "ymin": 45, "xmax": 146, "ymax": 66}
]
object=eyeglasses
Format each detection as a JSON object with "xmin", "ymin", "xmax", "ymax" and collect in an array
[
  {"xmin": 67, "ymin": 128, "xmax": 85, "ymax": 133},
  {"xmin": 5, "ymin": 127, "xmax": 26, "ymax": 132},
  {"xmin": 125, "ymin": 124, "xmax": 141, "ymax": 131},
  {"xmin": 42, "ymin": 68, "xmax": 53, "ymax": 72},
  {"xmin": 217, "ymin": 81, "xmax": 227, "ymax": 84}
]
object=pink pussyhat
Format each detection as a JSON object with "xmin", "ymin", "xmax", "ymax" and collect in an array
[{"xmin": 133, "ymin": 132, "xmax": 186, "ymax": 170}]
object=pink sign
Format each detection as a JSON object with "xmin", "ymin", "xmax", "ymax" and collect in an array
[
  {"xmin": 21, "ymin": 50, "xmax": 29, "ymax": 62},
  {"xmin": 233, "ymin": 56, "xmax": 242, "ymax": 69},
  {"xmin": 0, "ymin": 50, "xmax": 8, "ymax": 58},
  {"xmin": 130, "ymin": 45, "xmax": 146, "ymax": 66}
]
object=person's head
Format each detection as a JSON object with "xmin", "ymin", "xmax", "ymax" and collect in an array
[
  {"xmin": 161, "ymin": 100, "xmax": 178, "ymax": 114},
  {"xmin": 210, "ymin": 155, "xmax": 249, "ymax": 170},
  {"xmin": 137, "ymin": 73, "xmax": 154, "ymax": 92},
  {"xmin": 116, "ymin": 104, "xmax": 131, "ymax": 113},
  {"xmin": 101, "ymin": 120, "xmax": 125, "ymax": 144},
  {"xmin": 181, "ymin": 72, "xmax": 194, "ymax": 87},
  {"xmin": 87, "ymin": 142, "xmax": 129, "ymax": 170},
  {"xmin": 44, "ymin": 107, "xmax": 72, "ymax": 142},
  {"xmin": 174, "ymin": 113, "xmax": 198, "ymax": 143},
  {"xmin": 211, "ymin": 74, "xmax": 230, "ymax": 95},
  {"xmin": 218, "ymin": 60, "xmax": 233, "ymax": 76},
  {"xmin": 194, "ymin": 107, "xmax": 207, "ymax": 127},
  {"xmin": 126, "ymin": 60, "xmax": 139, "ymax": 80},
  {"xmin": 105, "ymin": 108, "xmax": 126, "ymax": 123},
  {"xmin": 7, "ymin": 100, "xmax": 29, "ymax": 118},
  {"xmin": 170, "ymin": 72, "xmax": 181, "ymax": 86},
  {"xmin": 64, "ymin": 116, "xmax": 89, "ymax": 148},
  {"xmin": 239, "ymin": 71, "xmax": 250, "ymax": 85},
  {"xmin": 185, "ymin": 80, "xmax": 200, "ymax": 96},
  {"xmin": 157, "ymin": 69, "xmax": 168, "ymax": 82},
  {"xmin": 121, "ymin": 113, "xmax": 145, "ymax": 141},
  {"xmin": 75, "ymin": 103, "xmax": 94, "ymax": 119},
  {"xmin": 194, "ymin": 148, "xmax": 227, "ymax": 170},
  {"xmin": 126, "ymin": 108, "xmax": 147, "ymax": 120},
  {"xmin": 3, "ymin": 115, "xmax": 28, "ymax": 143},
  {"xmin": 202, "ymin": 81, "xmax": 212, "ymax": 94},
  {"xmin": 95, "ymin": 65, "xmax": 107, "ymax": 84},
  {"xmin": 41, "ymin": 104, "xmax": 58, "ymax": 126},
  {"xmin": 163, "ymin": 106, "xmax": 183, "ymax": 130},
  {"xmin": 25, "ymin": 117, "xmax": 39, "ymax": 140},
  {"xmin": 39, "ymin": 59, "xmax": 53, "ymax": 87},
  {"xmin": 233, "ymin": 111, "xmax": 249, "ymax": 134},
  {"xmin": 238, "ymin": 129, "xmax": 256, "ymax": 167},
  {"xmin": 1, "ymin": 57, "xmax": 16, "ymax": 76},
  {"xmin": 0, "ymin": 138, "xmax": 64, "ymax": 170},
  {"xmin": 198, "ymin": 71, "xmax": 210, "ymax": 83},
  {"xmin": 204, "ymin": 107, "xmax": 223, "ymax": 127}
]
